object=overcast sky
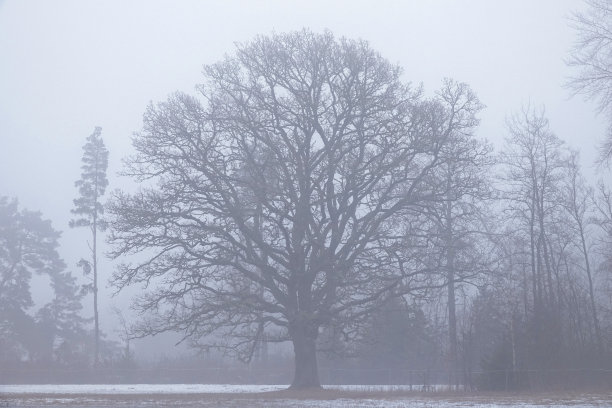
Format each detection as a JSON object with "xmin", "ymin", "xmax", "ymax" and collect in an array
[{"xmin": 0, "ymin": 0, "xmax": 608, "ymax": 354}]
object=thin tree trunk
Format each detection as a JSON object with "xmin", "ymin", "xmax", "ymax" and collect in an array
[
  {"xmin": 448, "ymin": 278, "xmax": 457, "ymax": 386},
  {"xmin": 445, "ymin": 200, "xmax": 458, "ymax": 389},
  {"xmin": 522, "ymin": 265, "xmax": 529, "ymax": 321},
  {"xmin": 578, "ymin": 223, "xmax": 603, "ymax": 354},
  {"xmin": 93, "ymin": 155, "xmax": 100, "ymax": 368},
  {"xmin": 530, "ymin": 212, "xmax": 538, "ymax": 317},
  {"xmin": 93, "ymin": 215, "xmax": 99, "ymax": 368},
  {"xmin": 539, "ymin": 231, "xmax": 555, "ymax": 307}
]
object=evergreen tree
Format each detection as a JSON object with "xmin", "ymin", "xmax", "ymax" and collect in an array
[
  {"xmin": 0, "ymin": 197, "xmax": 86, "ymax": 366},
  {"xmin": 70, "ymin": 126, "xmax": 109, "ymax": 367},
  {"xmin": 37, "ymin": 270, "xmax": 89, "ymax": 366},
  {"xmin": 358, "ymin": 298, "xmax": 438, "ymax": 371}
]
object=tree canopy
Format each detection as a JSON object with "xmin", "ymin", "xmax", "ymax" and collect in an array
[{"xmin": 108, "ymin": 30, "xmax": 482, "ymax": 388}]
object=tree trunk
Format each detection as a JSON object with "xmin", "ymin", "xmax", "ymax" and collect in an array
[
  {"xmin": 93, "ymin": 158, "xmax": 100, "ymax": 369},
  {"xmin": 93, "ymin": 220, "xmax": 99, "ymax": 368},
  {"xmin": 448, "ymin": 275, "xmax": 457, "ymax": 388},
  {"xmin": 579, "ymin": 223, "xmax": 603, "ymax": 354},
  {"xmin": 445, "ymin": 200, "xmax": 458, "ymax": 389},
  {"xmin": 529, "ymin": 207, "xmax": 538, "ymax": 316},
  {"xmin": 445, "ymin": 177, "xmax": 459, "ymax": 387},
  {"xmin": 289, "ymin": 322, "xmax": 321, "ymax": 389}
]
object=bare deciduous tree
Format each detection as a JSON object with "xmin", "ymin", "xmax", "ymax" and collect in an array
[
  {"xmin": 500, "ymin": 107, "xmax": 566, "ymax": 323},
  {"xmin": 567, "ymin": 0, "xmax": 612, "ymax": 163},
  {"xmin": 107, "ymin": 31, "xmax": 482, "ymax": 389},
  {"xmin": 493, "ymin": 106, "xmax": 611, "ymax": 375},
  {"xmin": 594, "ymin": 182, "xmax": 612, "ymax": 315},
  {"xmin": 562, "ymin": 151, "xmax": 603, "ymax": 353},
  {"xmin": 415, "ymin": 106, "xmax": 492, "ymax": 385}
]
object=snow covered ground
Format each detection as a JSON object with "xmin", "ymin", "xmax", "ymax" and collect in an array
[
  {"xmin": 1, "ymin": 384, "xmax": 611, "ymax": 407},
  {"xmin": 0, "ymin": 383, "xmax": 286, "ymax": 394},
  {"xmin": 0, "ymin": 384, "xmax": 459, "ymax": 394}
]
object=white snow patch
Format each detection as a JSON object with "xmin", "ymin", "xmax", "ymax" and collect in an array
[
  {"xmin": 326, "ymin": 384, "xmax": 447, "ymax": 392},
  {"xmin": 0, "ymin": 383, "xmax": 287, "ymax": 394}
]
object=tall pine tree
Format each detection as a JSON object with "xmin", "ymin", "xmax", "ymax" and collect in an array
[{"xmin": 70, "ymin": 126, "xmax": 108, "ymax": 367}]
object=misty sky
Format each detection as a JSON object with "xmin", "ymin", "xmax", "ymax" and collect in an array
[{"xmin": 0, "ymin": 0, "xmax": 607, "ymax": 354}]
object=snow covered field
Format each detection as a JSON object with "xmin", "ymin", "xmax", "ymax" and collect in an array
[
  {"xmin": 0, "ymin": 383, "xmax": 287, "ymax": 394},
  {"xmin": 1, "ymin": 384, "xmax": 611, "ymax": 407}
]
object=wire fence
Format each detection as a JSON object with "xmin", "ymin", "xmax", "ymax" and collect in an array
[{"xmin": 2, "ymin": 367, "xmax": 612, "ymax": 391}]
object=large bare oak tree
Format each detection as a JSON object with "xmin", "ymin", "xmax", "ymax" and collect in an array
[{"xmin": 108, "ymin": 30, "xmax": 481, "ymax": 388}]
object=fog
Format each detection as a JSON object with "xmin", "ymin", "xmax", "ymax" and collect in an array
[{"xmin": 1, "ymin": 0, "xmax": 611, "ymax": 394}]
